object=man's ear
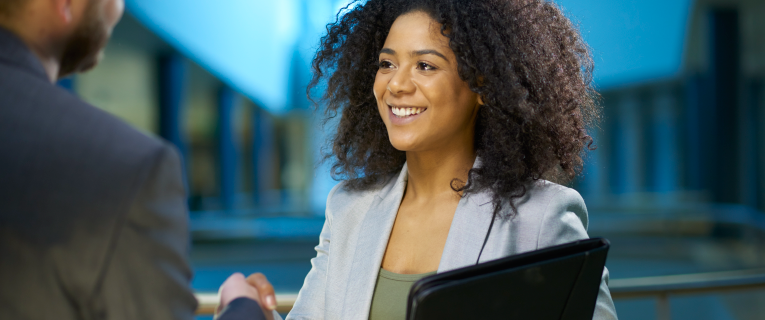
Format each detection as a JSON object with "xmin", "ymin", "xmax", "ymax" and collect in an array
[
  {"xmin": 52, "ymin": 0, "xmax": 75, "ymax": 25},
  {"xmin": 477, "ymin": 95, "xmax": 485, "ymax": 106}
]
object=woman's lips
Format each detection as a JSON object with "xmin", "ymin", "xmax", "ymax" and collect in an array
[
  {"xmin": 387, "ymin": 104, "xmax": 427, "ymax": 125},
  {"xmin": 390, "ymin": 106, "xmax": 427, "ymax": 117}
]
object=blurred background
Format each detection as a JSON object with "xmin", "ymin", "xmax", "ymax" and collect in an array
[{"xmin": 58, "ymin": 0, "xmax": 765, "ymax": 319}]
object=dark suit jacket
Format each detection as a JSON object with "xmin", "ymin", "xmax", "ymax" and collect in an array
[{"xmin": 0, "ymin": 27, "xmax": 264, "ymax": 320}]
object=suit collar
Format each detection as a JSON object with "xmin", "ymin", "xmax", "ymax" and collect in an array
[
  {"xmin": 442, "ymin": 157, "xmax": 501, "ymax": 269},
  {"xmin": 437, "ymin": 189, "xmax": 495, "ymax": 271},
  {"xmin": 375, "ymin": 162, "xmax": 409, "ymax": 201},
  {"xmin": 0, "ymin": 27, "xmax": 50, "ymax": 81},
  {"xmin": 341, "ymin": 164, "xmax": 408, "ymax": 319}
]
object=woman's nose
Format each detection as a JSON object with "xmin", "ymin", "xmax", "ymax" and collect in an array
[{"xmin": 387, "ymin": 67, "xmax": 416, "ymax": 95}]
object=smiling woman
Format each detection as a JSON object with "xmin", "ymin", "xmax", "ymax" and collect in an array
[
  {"xmin": 373, "ymin": 12, "xmax": 481, "ymax": 159},
  {"xmin": 229, "ymin": 0, "xmax": 615, "ymax": 319},
  {"xmin": 311, "ymin": 0, "xmax": 600, "ymax": 214}
]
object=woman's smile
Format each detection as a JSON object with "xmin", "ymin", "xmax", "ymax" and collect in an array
[
  {"xmin": 389, "ymin": 104, "xmax": 427, "ymax": 117},
  {"xmin": 388, "ymin": 103, "xmax": 428, "ymax": 125}
]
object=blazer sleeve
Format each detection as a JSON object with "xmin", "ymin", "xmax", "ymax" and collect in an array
[
  {"xmin": 284, "ymin": 184, "xmax": 341, "ymax": 320},
  {"xmin": 92, "ymin": 145, "xmax": 198, "ymax": 320},
  {"xmin": 536, "ymin": 187, "xmax": 619, "ymax": 320}
]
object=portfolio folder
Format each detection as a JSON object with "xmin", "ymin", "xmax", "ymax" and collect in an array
[{"xmin": 406, "ymin": 238, "xmax": 610, "ymax": 320}]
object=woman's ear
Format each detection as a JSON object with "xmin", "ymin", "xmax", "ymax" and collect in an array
[{"xmin": 475, "ymin": 75, "xmax": 485, "ymax": 106}]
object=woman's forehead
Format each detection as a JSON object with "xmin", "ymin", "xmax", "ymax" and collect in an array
[{"xmin": 384, "ymin": 11, "xmax": 450, "ymax": 54}]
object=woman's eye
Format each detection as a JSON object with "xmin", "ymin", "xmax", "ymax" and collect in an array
[
  {"xmin": 417, "ymin": 62, "xmax": 437, "ymax": 71},
  {"xmin": 379, "ymin": 61, "xmax": 394, "ymax": 69}
]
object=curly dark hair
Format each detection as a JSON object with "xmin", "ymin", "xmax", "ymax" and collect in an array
[{"xmin": 309, "ymin": 0, "xmax": 599, "ymax": 215}]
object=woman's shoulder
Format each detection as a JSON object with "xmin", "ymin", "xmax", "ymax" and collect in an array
[
  {"xmin": 514, "ymin": 179, "xmax": 588, "ymax": 229},
  {"xmin": 524, "ymin": 180, "xmax": 586, "ymax": 206}
]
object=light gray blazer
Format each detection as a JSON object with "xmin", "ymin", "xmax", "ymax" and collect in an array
[{"xmin": 282, "ymin": 162, "xmax": 618, "ymax": 320}]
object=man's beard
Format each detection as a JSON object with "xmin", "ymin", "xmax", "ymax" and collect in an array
[{"xmin": 57, "ymin": 2, "xmax": 109, "ymax": 79}]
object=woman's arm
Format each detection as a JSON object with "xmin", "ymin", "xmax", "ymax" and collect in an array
[
  {"xmin": 536, "ymin": 186, "xmax": 619, "ymax": 320},
  {"xmin": 286, "ymin": 218, "xmax": 331, "ymax": 319},
  {"xmin": 285, "ymin": 182, "xmax": 345, "ymax": 319},
  {"xmin": 219, "ymin": 207, "xmax": 334, "ymax": 320}
]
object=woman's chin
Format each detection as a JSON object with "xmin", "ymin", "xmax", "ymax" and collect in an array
[{"xmin": 388, "ymin": 138, "xmax": 421, "ymax": 152}]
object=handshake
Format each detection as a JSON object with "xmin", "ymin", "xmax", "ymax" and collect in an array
[{"xmin": 218, "ymin": 273, "xmax": 279, "ymax": 320}]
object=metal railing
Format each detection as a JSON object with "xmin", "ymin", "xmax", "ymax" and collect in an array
[
  {"xmin": 194, "ymin": 268, "xmax": 765, "ymax": 318},
  {"xmin": 609, "ymin": 268, "xmax": 765, "ymax": 320},
  {"xmin": 196, "ymin": 292, "xmax": 298, "ymax": 315}
]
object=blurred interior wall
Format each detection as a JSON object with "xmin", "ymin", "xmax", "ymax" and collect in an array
[
  {"xmin": 70, "ymin": 1, "xmax": 765, "ymax": 214},
  {"xmin": 578, "ymin": 0, "xmax": 765, "ymax": 213},
  {"xmin": 71, "ymin": 13, "xmax": 315, "ymax": 213}
]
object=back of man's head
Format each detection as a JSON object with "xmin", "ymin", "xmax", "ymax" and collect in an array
[{"xmin": 0, "ymin": 0, "xmax": 28, "ymax": 20}]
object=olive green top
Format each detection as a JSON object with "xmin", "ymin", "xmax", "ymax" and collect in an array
[{"xmin": 368, "ymin": 268, "xmax": 437, "ymax": 320}]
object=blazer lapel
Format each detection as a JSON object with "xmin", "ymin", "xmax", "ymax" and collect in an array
[
  {"xmin": 438, "ymin": 159, "xmax": 496, "ymax": 272},
  {"xmin": 341, "ymin": 164, "xmax": 408, "ymax": 319},
  {"xmin": 437, "ymin": 190, "xmax": 495, "ymax": 272}
]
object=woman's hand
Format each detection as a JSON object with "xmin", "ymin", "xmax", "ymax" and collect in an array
[{"xmin": 217, "ymin": 272, "xmax": 277, "ymax": 320}]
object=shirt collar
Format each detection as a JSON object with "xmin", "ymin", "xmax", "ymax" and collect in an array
[{"xmin": 0, "ymin": 26, "xmax": 51, "ymax": 82}]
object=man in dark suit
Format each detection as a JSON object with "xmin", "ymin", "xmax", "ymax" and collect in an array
[{"xmin": 0, "ymin": 0, "xmax": 273, "ymax": 319}]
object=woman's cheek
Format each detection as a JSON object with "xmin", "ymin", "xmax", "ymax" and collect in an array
[{"xmin": 373, "ymin": 79, "xmax": 389, "ymax": 117}]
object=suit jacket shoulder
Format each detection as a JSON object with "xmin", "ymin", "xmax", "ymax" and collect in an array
[
  {"xmin": 0, "ymin": 45, "xmax": 190, "ymax": 319},
  {"xmin": 516, "ymin": 180, "xmax": 589, "ymax": 230}
]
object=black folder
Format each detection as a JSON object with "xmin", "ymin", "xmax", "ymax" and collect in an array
[{"xmin": 406, "ymin": 238, "xmax": 610, "ymax": 320}]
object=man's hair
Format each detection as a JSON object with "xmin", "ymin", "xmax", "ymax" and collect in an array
[{"xmin": 0, "ymin": 0, "xmax": 28, "ymax": 18}]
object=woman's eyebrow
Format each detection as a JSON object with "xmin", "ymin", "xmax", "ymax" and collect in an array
[
  {"xmin": 412, "ymin": 49, "xmax": 448, "ymax": 61},
  {"xmin": 379, "ymin": 48, "xmax": 449, "ymax": 62}
]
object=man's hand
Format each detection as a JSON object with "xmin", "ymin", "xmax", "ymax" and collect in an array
[{"xmin": 218, "ymin": 272, "xmax": 277, "ymax": 320}]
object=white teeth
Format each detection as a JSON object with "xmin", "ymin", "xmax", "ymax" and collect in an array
[{"xmin": 391, "ymin": 106, "xmax": 425, "ymax": 117}]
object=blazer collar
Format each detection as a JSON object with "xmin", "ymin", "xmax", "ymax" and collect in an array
[
  {"xmin": 341, "ymin": 159, "xmax": 496, "ymax": 318},
  {"xmin": 341, "ymin": 163, "xmax": 408, "ymax": 319},
  {"xmin": 437, "ymin": 187, "xmax": 495, "ymax": 271},
  {"xmin": 0, "ymin": 27, "xmax": 50, "ymax": 81}
]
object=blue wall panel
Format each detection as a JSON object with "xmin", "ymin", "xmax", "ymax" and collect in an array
[
  {"xmin": 158, "ymin": 54, "xmax": 189, "ymax": 171},
  {"xmin": 555, "ymin": 0, "xmax": 693, "ymax": 89},
  {"xmin": 217, "ymin": 86, "xmax": 240, "ymax": 210}
]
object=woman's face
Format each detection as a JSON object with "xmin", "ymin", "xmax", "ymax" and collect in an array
[{"xmin": 374, "ymin": 11, "xmax": 481, "ymax": 153}]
